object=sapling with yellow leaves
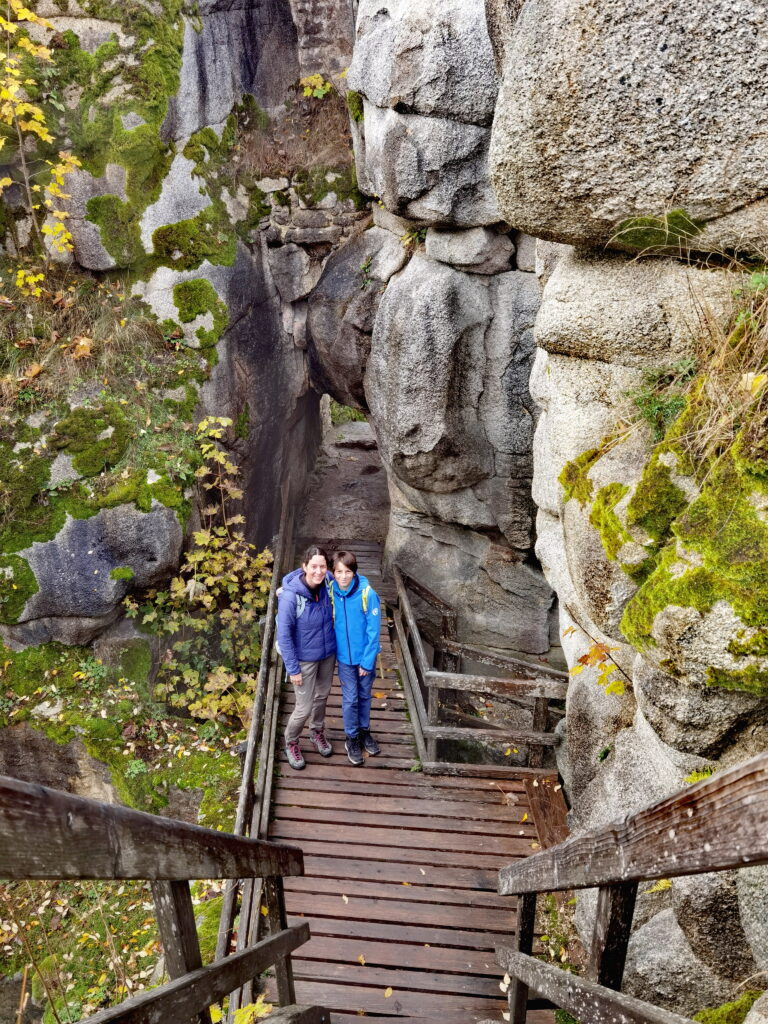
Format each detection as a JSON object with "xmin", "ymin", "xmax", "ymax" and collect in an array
[{"xmin": 0, "ymin": 0, "xmax": 80, "ymax": 264}]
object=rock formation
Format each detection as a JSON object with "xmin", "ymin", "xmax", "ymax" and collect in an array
[
  {"xmin": 488, "ymin": 0, "xmax": 768, "ymax": 1013},
  {"xmin": 309, "ymin": 0, "xmax": 558, "ymax": 658}
]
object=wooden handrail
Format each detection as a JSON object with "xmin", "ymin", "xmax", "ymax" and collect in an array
[
  {"xmin": 391, "ymin": 563, "xmax": 562, "ymax": 772},
  {"xmin": 79, "ymin": 925, "xmax": 310, "ymax": 1024},
  {"xmin": 0, "ymin": 775, "xmax": 303, "ymax": 880},
  {"xmin": 437, "ymin": 637, "xmax": 568, "ymax": 681},
  {"xmin": 497, "ymin": 753, "xmax": 768, "ymax": 1023},
  {"xmin": 426, "ymin": 668, "xmax": 568, "ymax": 700},
  {"xmin": 496, "ymin": 948, "xmax": 696, "ymax": 1024},
  {"xmin": 498, "ymin": 751, "xmax": 768, "ymax": 895}
]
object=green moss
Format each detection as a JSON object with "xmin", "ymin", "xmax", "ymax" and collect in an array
[
  {"xmin": 554, "ymin": 1012, "xmax": 581, "ymax": 1024},
  {"xmin": 173, "ymin": 279, "xmax": 229, "ymax": 349},
  {"xmin": 693, "ymin": 991, "xmax": 763, "ymax": 1024},
  {"xmin": 0, "ymin": 642, "xmax": 89, "ymax": 702},
  {"xmin": 235, "ymin": 403, "xmax": 250, "ymax": 439},
  {"xmin": 615, "ymin": 208, "xmax": 705, "ymax": 252},
  {"xmin": 620, "ymin": 451, "xmax": 768, "ymax": 683},
  {"xmin": 109, "ymin": 566, "xmax": 135, "ymax": 581},
  {"xmin": 0, "ymin": 554, "xmax": 39, "ymax": 624},
  {"xmin": 195, "ymin": 894, "xmax": 224, "ymax": 964},
  {"xmin": 329, "ymin": 400, "xmax": 366, "ymax": 426},
  {"xmin": 152, "ymin": 205, "xmax": 237, "ymax": 271},
  {"xmin": 590, "ymin": 482, "xmax": 631, "ymax": 561},
  {"xmin": 346, "ymin": 90, "xmax": 364, "ymax": 123},
  {"xmin": 98, "ymin": 469, "xmax": 187, "ymax": 516},
  {"xmin": 625, "ymin": 451, "xmax": 689, "ymax": 542},
  {"xmin": 706, "ymin": 664, "xmax": 768, "ymax": 696},
  {"xmin": 86, "ymin": 193, "xmax": 145, "ymax": 269},
  {"xmin": 292, "ymin": 164, "xmax": 367, "ymax": 211},
  {"xmin": 559, "ymin": 447, "xmax": 601, "ymax": 505},
  {"xmin": 51, "ymin": 402, "xmax": 131, "ymax": 476}
]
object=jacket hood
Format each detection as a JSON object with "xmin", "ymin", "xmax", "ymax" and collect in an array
[{"xmin": 332, "ymin": 572, "xmax": 371, "ymax": 596}]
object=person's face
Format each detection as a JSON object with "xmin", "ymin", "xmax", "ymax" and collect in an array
[
  {"xmin": 334, "ymin": 563, "xmax": 354, "ymax": 589},
  {"xmin": 303, "ymin": 555, "xmax": 327, "ymax": 586}
]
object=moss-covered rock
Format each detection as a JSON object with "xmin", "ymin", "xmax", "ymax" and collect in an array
[
  {"xmin": 51, "ymin": 402, "xmax": 131, "ymax": 476},
  {"xmin": 693, "ymin": 990, "xmax": 763, "ymax": 1024},
  {"xmin": 0, "ymin": 554, "xmax": 39, "ymax": 624}
]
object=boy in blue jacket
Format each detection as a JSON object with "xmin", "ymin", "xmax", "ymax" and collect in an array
[
  {"xmin": 331, "ymin": 550, "xmax": 382, "ymax": 766},
  {"xmin": 277, "ymin": 545, "xmax": 337, "ymax": 770}
]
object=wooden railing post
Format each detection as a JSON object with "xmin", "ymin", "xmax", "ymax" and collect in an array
[
  {"xmin": 588, "ymin": 881, "xmax": 638, "ymax": 990},
  {"xmin": 151, "ymin": 881, "xmax": 212, "ymax": 1024},
  {"xmin": 508, "ymin": 891, "xmax": 536, "ymax": 1024},
  {"xmin": 264, "ymin": 875, "xmax": 296, "ymax": 1005},
  {"xmin": 528, "ymin": 697, "xmax": 549, "ymax": 768}
]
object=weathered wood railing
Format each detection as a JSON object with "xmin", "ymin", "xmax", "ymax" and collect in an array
[
  {"xmin": 0, "ymin": 774, "xmax": 327, "ymax": 1024},
  {"xmin": 215, "ymin": 495, "xmax": 295, "ymax": 1014},
  {"xmin": 391, "ymin": 565, "xmax": 568, "ymax": 775},
  {"xmin": 496, "ymin": 752, "xmax": 768, "ymax": 1023}
]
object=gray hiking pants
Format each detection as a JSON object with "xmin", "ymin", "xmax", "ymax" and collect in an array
[{"xmin": 284, "ymin": 654, "xmax": 336, "ymax": 743}]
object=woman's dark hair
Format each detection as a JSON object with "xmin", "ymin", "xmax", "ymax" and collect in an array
[
  {"xmin": 332, "ymin": 550, "xmax": 358, "ymax": 574},
  {"xmin": 301, "ymin": 545, "xmax": 329, "ymax": 567}
]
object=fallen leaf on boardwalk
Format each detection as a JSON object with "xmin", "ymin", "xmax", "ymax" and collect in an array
[
  {"xmin": 532, "ymin": 779, "xmax": 539, "ymax": 787},
  {"xmin": 260, "ymin": 904, "xmax": 268, "ymax": 916},
  {"xmin": 401, "ymin": 881, "xmax": 410, "ymax": 886},
  {"xmin": 383, "ymin": 987, "xmax": 393, "ymax": 998},
  {"xmin": 499, "ymin": 973, "xmax": 511, "ymax": 995},
  {"xmin": 504, "ymin": 748, "xmax": 511, "ymax": 756},
  {"xmin": 503, "ymin": 1013, "xmax": 511, "ymax": 1022},
  {"xmin": 71, "ymin": 334, "xmax": 93, "ymax": 359},
  {"xmin": 554, "ymin": 783, "xmax": 562, "ymax": 791},
  {"xmin": 373, "ymin": 692, "xmax": 386, "ymax": 699},
  {"xmin": 531, "ymin": 842, "xmax": 541, "ymax": 850},
  {"xmin": 419, "ymin": 868, "xmax": 425, "ymax": 875},
  {"xmin": 342, "ymin": 894, "xmax": 349, "ymax": 904},
  {"xmin": 357, "ymin": 954, "xmax": 366, "ymax": 966},
  {"xmin": 521, "ymin": 813, "xmax": 528, "ymax": 823}
]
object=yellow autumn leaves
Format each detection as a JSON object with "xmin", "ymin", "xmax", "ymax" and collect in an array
[{"xmin": 0, "ymin": 0, "xmax": 81, "ymax": 266}]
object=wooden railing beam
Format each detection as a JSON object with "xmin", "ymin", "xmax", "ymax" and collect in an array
[
  {"xmin": 0, "ymin": 775, "xmax": 303, "ymax": 882},
  {"xmin": 426, "ymin": 669, "xmax": 568, "ymax": 700},
  {"xmin": 498, "ymin": 752, "xmax": 768, "ymax": 895},
  {"xmin": 497, "ymin": 947, "xmax": 696, "ymax": 1024},
  {"xmin": 77, "ymin": 924, "xmax": 310, "ymax": 1024},
  {"xmin": 508, "ymin": 892, "xmax": 536, "ymax": 1024}
]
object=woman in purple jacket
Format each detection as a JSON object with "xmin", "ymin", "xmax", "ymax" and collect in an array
[{"xmin": 276, "ymin": 545, "xmax": 336, "ymax": 771}]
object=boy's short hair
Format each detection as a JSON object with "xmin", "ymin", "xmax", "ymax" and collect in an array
[{"xmin": 332, "ymin": 550, "xmax": 358, "ymax": 574}]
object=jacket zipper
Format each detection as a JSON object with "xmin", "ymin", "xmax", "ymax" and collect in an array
[{"xmin": 342, "ymin": 595, "xmax": 352, "ymax": 663}]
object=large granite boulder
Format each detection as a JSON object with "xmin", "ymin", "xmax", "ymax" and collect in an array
[
  {"xmin": 348, "ymin": 0, "xmax": 501, "ymax": 226},
  {"xmin": 386, "ymin": 500, "xmax": 555, "ymax": 655},
  {"xmin": 3, "ymin": 504, "xmax": 182, "ymax": 647},
  {"xmin": 489, "ymin": 0, "xmax": 768, "ymax": 254},
  {"xmin": 349, "ymin": 0, "xmax": 497, "ymax": 126},
  {"xmin": 307, "ymin": 226, "xmax": 410, "ymax": 409}
]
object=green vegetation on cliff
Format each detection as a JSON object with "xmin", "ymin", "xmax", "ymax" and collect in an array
[{"xmin": 559, "ymin": 267, "xmax": 768, "ymax": 695}]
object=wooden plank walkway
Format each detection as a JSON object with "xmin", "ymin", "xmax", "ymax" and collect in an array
[{"xmin": 268, "ymin": 541, "xmax": 555, "ymax": 1023}]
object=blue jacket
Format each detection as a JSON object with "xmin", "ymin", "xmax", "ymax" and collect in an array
[
  {"xmin": 331, "ymin": 573, "xmax": 381, "ymax": 672},
  {"xmin": 276, "ymin": 568, "xmax": 336, "ymax": 676}
]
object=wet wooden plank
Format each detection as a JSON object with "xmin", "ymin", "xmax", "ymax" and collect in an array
[
  {"xmin": 272, "ymin": 807, "xmax": 534, "ymax": 841},
  {"xmin": 276, "ymin": 775, "xmax": 527, "ymax": 804},
  {"xmin": 525, "ymin": 778, "xmax": 569, "ymax": 850},
  {"xmin": 289, "ymin": 914, "xmax": 511, "ymax": 951},
  {"xmin": 285, "ymin": 875, "xmax": 514, "ymax": 910},
  {"xmin": 273, "ymin": 788, "xmax": 534, "ymax": 824},
  {"xmin": 295, "ymin": 934, "xmax": 502, "ymax": 977}
]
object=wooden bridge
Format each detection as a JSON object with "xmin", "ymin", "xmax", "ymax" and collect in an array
[{"xmin": 2, "ymin": 519, "xmax": 768, "ymax": 1024}]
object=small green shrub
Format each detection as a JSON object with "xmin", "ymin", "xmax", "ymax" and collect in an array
[{"xmin": 330, "ymin": 399, "xmax": 366, "ymax": 425}]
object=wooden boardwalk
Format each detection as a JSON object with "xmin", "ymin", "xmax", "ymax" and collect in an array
[{"xmin": 268, "ymin": 541, "xmax": 556, "ymax": 1023}]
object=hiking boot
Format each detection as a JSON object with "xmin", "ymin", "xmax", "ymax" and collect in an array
[
  {"xmin": 345, "ymin": 734, "xmax": 364, "ymax": 766},
  {"xmin": 310, "ymin": 728, "xmax": 333, "ymax": 757},
  {"xmin": 285, "ymin": 740, "xmax": 305, "ymax": 771},
  {"xmin": 359, "ymin": 729, "xmax": 380, "ymax": 756}
]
